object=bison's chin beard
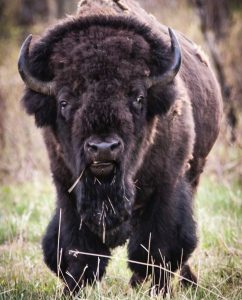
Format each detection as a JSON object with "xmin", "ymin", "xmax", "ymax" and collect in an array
[{"xmin": 74, "ymin": 169, "xmax": 134, "ymax": 248}]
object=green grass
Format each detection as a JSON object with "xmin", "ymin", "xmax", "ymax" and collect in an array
[
  {"xmin": 0, "ymin": 180, "xmax": 54, "ymax": 244},
  {"xmin": 0, "ymin": 176, "xmax": 241, "ymax": 299}
]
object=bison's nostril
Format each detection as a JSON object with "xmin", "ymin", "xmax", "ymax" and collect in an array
[
  {"xmin": 87, "ymin": 141, "xmax": 122, "ymax": 153},
  {"xmin": 87, "ymin": 142, "xmax": 98, "ymax": 153},
  {"xmin": 110, "ymin": 141, "xmax": 121, "ymax": 151}
]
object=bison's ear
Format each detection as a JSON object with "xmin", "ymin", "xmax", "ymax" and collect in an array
[
  {"xmin": 22, "ymin": 90, "xmax": 56, "ymax": 127},
  {"xmin": 147, "ymin": 84, "xmax": 177, "ymax": 118}
]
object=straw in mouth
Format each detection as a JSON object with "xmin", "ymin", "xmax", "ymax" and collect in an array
[{"xmin": 68, "ymin": 168, "xmax": 85, "ymax": 193}]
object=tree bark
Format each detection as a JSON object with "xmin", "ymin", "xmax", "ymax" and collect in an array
[
  {"xmin": 191, "ymin": 0, "xmax": 238, "ymax": 141},
  {"xmin": 0, "ymin": 93, "xmax": 5, "ymax": 150},
  {"xmin": 56, "ymin": 0, "xmax": 65, "ymax": 18},
  {"xmin": 17, "ymin": 0, "xmax": 49, "ymax": 26}
]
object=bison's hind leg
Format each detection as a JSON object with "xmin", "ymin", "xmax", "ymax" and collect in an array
[
  {"xmin": 129, "ymin": 272, "xmax": 146, "ymax": 288},
  {"xmin": 128, "ymin": 178, "xmax": 197, "ymax": 296},
  {"xmin": 180, "ymin": 264, "xmax": 197, "ymax": 287}
]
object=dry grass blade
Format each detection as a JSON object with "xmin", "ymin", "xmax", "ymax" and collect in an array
[
  {"xmin": 0, "ymin": 289, "xmax": 15, "ymax": 295},
  {"xmin": 55, "ymin": 209, "xmax": 62, "ymax": 300},
  {"xmin": 68, "ymin": 168, "xmax": 85, "ymax": 193},
  {"xmin": 102, "ymin": 217, "xmax": 106, "ymax": 244},
  {"xmin": 107, "ymin": 196, "xmax": 116, "ymax": 215},
  {"xmin": 66, "ymin": 264, "xmax": 88, "ymax": 295},
  {"xmin": 68, "ymin": 250, "xmax": 228, "ymax": 300}
]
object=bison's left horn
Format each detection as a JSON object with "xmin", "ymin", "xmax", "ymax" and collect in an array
[
  {"xmin": 18, "ymin": 34, "xmax": 56, "ymax": 96},
  {"xmin": 146, "ymin": 28, "xmax": 181, "ymax": 88}
]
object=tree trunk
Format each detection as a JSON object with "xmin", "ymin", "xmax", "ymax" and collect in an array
[
  {"xmin": 0, "ymin": 93, "xmax": 5, "ymax": 150},
  {"xmin": 17, "ymin": 0, "xmax": 49, "ymax": 26},
  {"xmin": 191, "ymin": 0, "xmax": 238, "ymax": 141},
  {"xmin": 0, "ymin": 93, "xmax": 6, "ymax": 181},
  {"xmin": 56, "ymin": 0, "xmax": 65, "ymax": 18}
]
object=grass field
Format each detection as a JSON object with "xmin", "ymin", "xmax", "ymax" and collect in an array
[{"xmin": 0, "ymin": 174, "xmax": 241, "ymax": 300}]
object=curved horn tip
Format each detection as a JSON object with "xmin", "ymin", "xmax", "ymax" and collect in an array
[
  {"xmin": 168, "ymin": 27, "xmax": 182, "ymax": 69},
  {"xmin": 168, "ymin": 27, "xmax": 177, "ymax": 41},
  {"xmin": 19, "ymin": 34, "xmax": 33, "ymax": 58},
  {"xmin": 23, "ymin": 34, "xmax": 33, "ymax": 45},
  {"xmin": 168, "ymin": 28, "xmax": 180, "ymax": 49},
  {"xmin": 168, "ymin": 27, "xmax": 174, "ymax": 39},
  {"xmin": 18, "ymin": 34, "xmax": 33, "ymax": 74},
  {"xmin": 146, "ymin": 28, "xmax": 182, "ymax": 88}
]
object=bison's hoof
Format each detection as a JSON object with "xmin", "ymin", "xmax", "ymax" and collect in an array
[
  {"xmin": 180, "ymin": 264, "xmax": 197, "ymax": 287},
  {"xmin": 149, "ymin": 284, "xmax": 172, "ymax": 298},
  {"xmin": 129, "ymin": 272, "xmax": 146, "ymax": 288}
]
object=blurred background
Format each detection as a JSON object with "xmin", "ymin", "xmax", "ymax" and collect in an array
[
  {"xmin": 0, "ymin": 1, "xmax": 241, "ymax": 299},
  {"xmin": 0, "ymin": 0, "xmax": 241, "ymax": 185}
]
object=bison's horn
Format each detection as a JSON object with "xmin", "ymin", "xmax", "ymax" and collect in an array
[
  {"xmin": 18, "ymin": 34, "xmax": 56, "ymax": 96},
  {"xmin": 146, "ymin": 28, "xmax": 181, "ymax": 88}
]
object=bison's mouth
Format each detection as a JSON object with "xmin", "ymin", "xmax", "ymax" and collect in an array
[{"xmin": 89, "ymin": 161, "xmax": 116, "ymax": 178}]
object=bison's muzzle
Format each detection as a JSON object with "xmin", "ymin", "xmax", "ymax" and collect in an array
[
  {"xmin": 84, "ymin": 135, "xmax": 124, "ymax": 179},
  {"xmin": 90, "ymin": 162, "xmax": 115, "ymax": 178}
]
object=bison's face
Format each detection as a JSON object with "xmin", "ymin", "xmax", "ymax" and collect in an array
[
  {"xmin": 19, "ymin": 17, "xmax": 181, "ymax": 244},
  {"xmin": 56, "ymin": 79, "xmax": 149, "ymax": 179},
  {"xmin": 55, "ymin": 78, "xmax": 149, "ymax": 243}
]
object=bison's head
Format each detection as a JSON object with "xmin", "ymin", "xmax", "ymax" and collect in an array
[{"xmin": 19, "ymin": 16, "xmax": 181, "ymax": 245}]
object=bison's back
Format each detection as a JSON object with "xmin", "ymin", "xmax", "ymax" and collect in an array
[
  {"xmin": 179, "ymin": 34, "xmax": 222, "ymax": 158},
  {"xmin": 178, "ymin": 34, "xmax": 222, "ymax": 186}
]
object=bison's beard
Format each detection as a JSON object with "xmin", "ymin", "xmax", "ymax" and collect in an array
[{"xmin": 74, "ymin": 170, "xmax": 134, "ymax": 248}]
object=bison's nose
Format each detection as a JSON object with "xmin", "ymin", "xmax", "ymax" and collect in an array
[
  {"xmin": 85, "ymin": 138, "xmax": 123, "ymax": 159},
  {"xmin": 88, "ymin": 140, "xmax": 121, "ymax": 154},
  {"xmin": 84, "ymin": 137, "xmax": 124, "ymax": 178}
]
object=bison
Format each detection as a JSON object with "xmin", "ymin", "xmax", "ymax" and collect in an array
[{"xmin": 18, "ymin": 0, "xmax": 222, "ymax": 295}]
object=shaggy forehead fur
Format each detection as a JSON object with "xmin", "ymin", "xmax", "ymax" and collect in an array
[
  {"xmin": 51, "ymin": 26, "xmax": 151, "ymax": 88},
  {"xmin": 28, "ymin": 15, "xmax": 171, "ymax": 88}
]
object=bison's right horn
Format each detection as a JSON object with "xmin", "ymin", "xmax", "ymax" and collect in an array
[
  {"xmin": 146, "ymin": 28, "xmax": 182, "ymax": 88},
  {"xmin": 18, "ymin": 34, "xmax": 56, "ymax": 96}
]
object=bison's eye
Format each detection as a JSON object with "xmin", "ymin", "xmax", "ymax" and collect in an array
[
  {"xmin": 59, "ymin": 100, "xmax": 70, "ymax": 119},
  {"xmin": 132, "ymin": 95, "xmax": 144, "ymax": 111},
  {"xmin": 60, "ymin": 100, "xmax": 67, "ymax": 110}
]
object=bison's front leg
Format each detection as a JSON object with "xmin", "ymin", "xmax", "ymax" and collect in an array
[
  {"xmin": 42, "ymin": 208, "xmax": 110, "ymax": 295},
  {"xmin": 63, "ymin": 240, "xmax": 109, "ymax": 295},
  {"xmin": 128, "ymin": 180, "xmax": 197, "ymax": 295}
]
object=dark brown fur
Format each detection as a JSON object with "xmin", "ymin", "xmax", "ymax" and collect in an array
[{"xmin": 20, "ymin": 4, "xmax": 222, "ymax": 296}]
